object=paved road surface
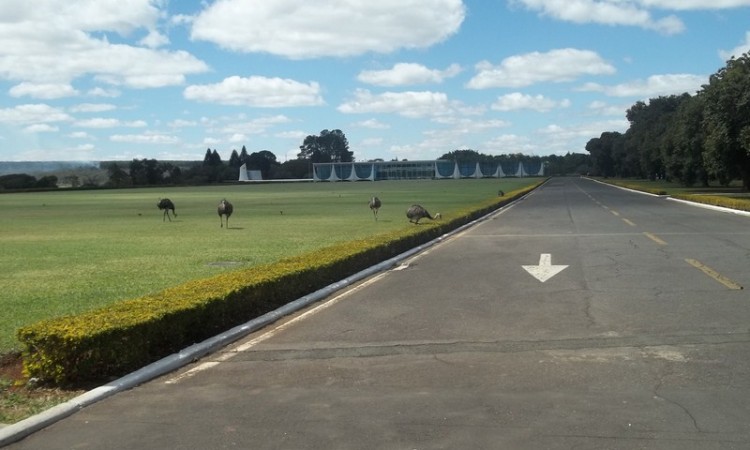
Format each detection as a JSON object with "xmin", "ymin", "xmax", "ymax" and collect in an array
[{"xmin": 7, "ymin": 177, "xmax": 750, "ymax": 449}]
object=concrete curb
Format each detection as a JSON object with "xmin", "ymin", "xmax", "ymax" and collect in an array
[{"xmin": 0, "ymin": 190, "xmax": 533, "ymax": 447}]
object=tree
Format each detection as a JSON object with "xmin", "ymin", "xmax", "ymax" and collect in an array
[
  {"xmin": 106, "ymin": 163, "xmax": 130, "ymax": 187},
  {"xmin": 247, "ymin": 150, "xmax": 279, "ymax": 180},
  {"xmin": 664, "ymin": 94, "xmax": 707, "ymax": 186},
  {"xmin": 129, "ymin": 158, "xmax": 161, "ymax": 185},
  {"xmin": 701, "ymin": 52, "xmax": 750, "ymax": 190},
  {"xmin": 585, "ymin": 132, "xmax": 621, "ymax": 177},
  {"xmin": 35, "ymin": 175, "xmax": 58, "ymax": 189},
  {"xmin": 229, "ymin": 149, "xmax": 242, "ymax": 168},
  {"xmin": 298, "ymin": 129, "xmax": 352, "ymax": 163}
]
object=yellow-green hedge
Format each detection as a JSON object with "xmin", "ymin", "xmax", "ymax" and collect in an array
[
  {"xmin": 17, "ymin": 182, "xmax": 543, "ymax": 386},
  {"xmin": 672, "ymin": 194, "xmax": 750, "ymax": 212}
]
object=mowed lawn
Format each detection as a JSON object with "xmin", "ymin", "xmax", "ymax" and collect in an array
[{"xmin": 0, "ymin": 178, "xmax": 538, "ymax": 354}]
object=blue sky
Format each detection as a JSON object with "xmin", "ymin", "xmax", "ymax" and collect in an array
[{"xmin": 1, "ymin": 0, "xmax": 749, "ymax": 163}]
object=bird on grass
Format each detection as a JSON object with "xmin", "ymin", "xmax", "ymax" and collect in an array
[
  {"xmin": 218, "ymin": 199, "xmax": 233, "ymax": 228},
  {"xmin": 406, "ymin": 204, "xmax": 441, "ymax": 224},
  {"xmin": 369, "ymin": 196, "xmax": 382, "ymax": 221},
  {"xmin": 157, "ymin": 198, "xmax": 176, "ymax": 222}
]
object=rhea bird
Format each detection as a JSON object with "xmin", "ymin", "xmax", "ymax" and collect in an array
[
  {"xmin": 369, "ymin": 196, "xmax": 382, "ymax": 221},
  {"xmin": 157, "ymin": 198, "xmax": 176, "ymax": 222},
  {"xmin": 406, "ymin": 204, "xmax": 441, "ymax": 224},
  {"xmin": 218, "ymin": 198, "xmax": 233, "ymax": 228}
]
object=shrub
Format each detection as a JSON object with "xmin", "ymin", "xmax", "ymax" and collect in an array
[{"xmin": 17, "ymin": 182, "xmax": 542, "ymax": 386}]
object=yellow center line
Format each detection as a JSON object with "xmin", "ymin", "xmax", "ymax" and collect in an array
[
  {"xmin": 685, "ymin": 259, "xmax": 743, "ymax": 290},
  {"xmin": 644, "ymin": 232, "xmax": 667, "ymax": 245}
]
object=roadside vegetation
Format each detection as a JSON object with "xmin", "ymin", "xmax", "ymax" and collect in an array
[
  {"xmin": 596, "ymin": 178, "xmax": 750, "ymax": 212},
  {"xmin": 0, "ymin": 178, "xmax": 538, "ymax": 424}
]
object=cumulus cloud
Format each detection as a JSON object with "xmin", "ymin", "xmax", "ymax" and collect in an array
[
  {"xmin": 358, "ymin": 63, "xmax": 462, "ymax": 86},
  {"xmin": 0, "ymin": 1, "xmax": 208, "ymax": 88},
  {"xmin": 580, "ymin": 73, "xmax": 706, "ymax": 97},
  {"xmin": 74, "ymin": 118, "xmax": 147, "ymax": 128},
  {"xmin": 491, "ymin": 93, "xmax": 571, "ymax": 112},
  {"xmin": 354, "ymin": 119, "xmax": 391, "ymax": 129},
  {"xmin": 510, "ymin": 0, "xmax": 685, "ymax": 34},
  {"xmin": 338, "ymin": 89, "xmax": 457, "ymax": 118},
  {"xmin": 69, "ymin": 103, "xmax": 117, "ymax": 113},
  {"xmin": 719, "ymin": 31, "xmax": 750, "ymax": 61},
  {"xmin": 190, "ymin": 0, "xmax": 465, "ymax": 58},
  {"xmin": 9, "ymin": 82, "xmax": 80, "ymax": 99},
  {"xmin": 184, "ymin": 76, "xmax": 324, "ymax": 107},
  {"xmin": 0, "ymin": 104, "xmax": 72, "ymax": 125},
  {"xmin": 110, "ymin": 133, "xmax": 180, "ymax": 144},
  {"xmin": 467, "ymin": 48, "xmax": 616, "ymax": 89}
]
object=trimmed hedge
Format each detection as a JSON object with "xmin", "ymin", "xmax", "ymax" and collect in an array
[
  {"xmin": 672, "ymin": 193, "xmax": 750, "ymax": 212},
  {"xmin": 17, "ymin": 182, "xmax": 543, "ymax": 386}
]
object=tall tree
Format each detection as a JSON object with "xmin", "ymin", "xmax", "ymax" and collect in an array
[
  {"xmin": 701, "ymin": 52, "xmax": 750, "ymax": 190},
  {"xmin": 298, "ymin": 129, "xmax": 352, "ymax": 163},
  {"xmin": 247, "ymin": 150, "xmax": 278, "ymax": 179},
  {"xmin": 229, "ymin": 149, "xmax": 242, "ymax": 168}
]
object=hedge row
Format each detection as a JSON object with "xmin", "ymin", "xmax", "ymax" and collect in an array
[
  {"xmin": 17, "ymin": 182, "xmax": 543, "ymax": 386},
  {"xmin": 671, "ymin": 193, "xmax": 750, "ymax": 212}
]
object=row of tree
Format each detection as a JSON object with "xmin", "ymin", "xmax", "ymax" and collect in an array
[{"xmin": 586, "ymin": 52, "xmax": 750, "ymax": 189}]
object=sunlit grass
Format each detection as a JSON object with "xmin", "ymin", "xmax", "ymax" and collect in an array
[{"xmin": 0, "ymin": 179, "xmax": 537, "ymax": 353}]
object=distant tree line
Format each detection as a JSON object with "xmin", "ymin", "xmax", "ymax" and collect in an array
[
  {"xmin": 586, "ymin": 52, "xmax": 750, "ymax": 189},
  {"xmin": 0, "ymin": 173, "xmax": 59, "ymax": 190},
  {"xmin": 2, "ymin": 126, "xmax": 592, "ymax": 192}
]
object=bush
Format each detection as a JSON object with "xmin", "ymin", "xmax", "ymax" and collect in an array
[{"xmin": 17, "ymin": 182, "xmax": 542, "ymax": 386}]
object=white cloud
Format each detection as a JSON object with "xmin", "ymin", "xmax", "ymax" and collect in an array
[
  {"xmin": 139, "ymin": 30, "xmax": 169, "ymax": 48},
  {"xmin": 358, "ymin": 63, "xmax": 462, "ymax": 86},
  {"xmin": 491, "ymin": 92, "xmax": 571, "ymax": 112},
  {"xmin": 0, "ymin": 104, "xmax": 72, "ymax": 125},
  {"xmin": 75, "ymin": 118, "xmax": 147, "ymax": 128},
  {"xmin": 69, "ymin": 103, "xmax": 117, "ymax": 113},
  {"xmin": 201, "ymin": 115, "xmax": 292, "ymax": 141},
  {"xmin": 67, "ymin": 131, "xmax": 95, "ymax": 139},
  {"xmin": 111, "ymin": 133, "xmax": 180, "ymax": 144},
  {"xmin": 190, "ymin": 0, "xmax": 465, "ymax": 58},
  {"xmin": 184, "ymin": 76, "xmax": 323, "ymax": 107},
  {"xmin": 87, "ymin": 87, "xmax": 121, "ymax": 98},
  {"xmin": 467, "ymin": 48, "xmax": 616, "ymax": 89},
  {"xmin": 580, "ymin": 73, "xmax": 706, "ymax": 97},
  {"xmin": 510, "ymin": 0, "xmax": 685, "ymax": 34},
  {"xmin": 354, "ymin": 119, "xmax": 391, "ymax": 129},
  {"xmin": 23, "ymin": 123, "xmax": 59, "ymax": 133},
  {"xmin": 9, "ymin": 82, "xmax": 79, "ymax": 99},
  {"xmin": 638, "ymin": 0, "xmax": 750, "ymax": 10},
  {"xmin": 338, "ymin": 89, "xmax": 459, "ymax": 118},
  {"xmin": 719, "ymin": 31, "xmax": 750, "ymax": 61},
  {"xmin": 0, "ymin": 2, "xmax": 208, "ymax": 88}
]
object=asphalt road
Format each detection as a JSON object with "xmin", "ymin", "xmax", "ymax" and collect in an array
[{"xmin": 6, "ymin": 177, "xmax": 750, "ymax": 449}]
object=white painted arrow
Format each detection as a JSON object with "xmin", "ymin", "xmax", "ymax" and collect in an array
[{"xmin": 522, "ymin": 253, "xmax": 568, "ymax": 283}]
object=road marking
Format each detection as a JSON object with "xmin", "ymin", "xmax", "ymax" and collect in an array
[
  {"xmin": 522, "ymin": 253, "xmax": 569, "ymax": 283},
  {"xmin": 644, "ymin": 232, "xmax": 667, "ymax": 245},
  {"xmin": 622, "ymin": 218, "xmax": 636, "ymax": 227},
  {"xmin": 611, "ymin": 210, "xmax": 620, "ymax": 216},
  {"xmin": 685, "ymin": 259, "xmax": 743, "ymax": 290}
]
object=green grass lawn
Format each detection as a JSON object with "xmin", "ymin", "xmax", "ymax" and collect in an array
[{"xmin": 0, "ymin": 178, "xmax": 537, "ymax": 354}]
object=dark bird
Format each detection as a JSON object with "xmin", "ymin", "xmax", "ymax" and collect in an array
[
  {"xmin": 157, "ymin": 198, "xmax": 176, "ymax": 222},
  {"xmin": 406, "ymin": 204, "xmax": 441, "ymax": 224},
  {"xmin": 369, "ymin": 196, "xmax": 382, "ymax": 221},
  {"xmin": 218, "ymin": 198, "xmax": 233, "ymax": 228},
  {"xmin": 498, "ymin": 189, "xmax": 505, "ymax": 197}
]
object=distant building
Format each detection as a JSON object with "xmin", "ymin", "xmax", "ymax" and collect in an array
[
  {"xmin": 312, "ymin": 159, "xmax": 544, "ymax": 181},
  {"xmin": 238, "ymin": 163, "xmax": 263, "ymax": 181}
]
